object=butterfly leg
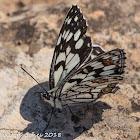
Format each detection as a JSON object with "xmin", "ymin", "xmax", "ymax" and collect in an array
[
  {"xmin": 36, "ymin": 92, "xmax": 44, "ymax": 94},
  {"xmin": 66, "ymin": 105, "xmax": 80, "ymax": 124},
  {"xmin": 66, "ymin": 104, "xmax": 73, "ymax": 115},
  {"xmin": 43, "ymin": 107, "xmax": 55, "ymax": 132}
]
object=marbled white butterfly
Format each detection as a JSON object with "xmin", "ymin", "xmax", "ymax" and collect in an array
[{"xmin": 40, "ymin": 4, "xmax": 126, "ymax": 110}]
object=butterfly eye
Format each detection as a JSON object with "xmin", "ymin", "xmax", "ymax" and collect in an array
[
  {"xmin": 41, "ymin": 93, "xmax": 50, "ymax": 100},
  {"xmin": 45, "ymin": 95, "xmax": 50, "ymax": 100}
]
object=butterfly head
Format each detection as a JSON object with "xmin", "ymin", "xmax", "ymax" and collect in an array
[
  {"xmin": 41, "ymin": 92, "xmax": 55, "ymax": 107},
  {"xmin": 41, "ymin": 92, "xmax": 62, "ymax": 109}
]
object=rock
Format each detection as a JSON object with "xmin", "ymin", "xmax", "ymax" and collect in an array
[{"xmin": 0, "ymin": 0, "xmax": 139, "ymax": 140}]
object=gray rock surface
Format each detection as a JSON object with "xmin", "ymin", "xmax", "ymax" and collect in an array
[{"xmin": 0, "ymin": 0, "xmax": 139, "ymax": 140}]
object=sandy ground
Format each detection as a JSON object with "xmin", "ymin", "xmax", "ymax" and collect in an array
[{"xmin": 0, "ymin": 0, "xmax": 140, "ymax": 140}]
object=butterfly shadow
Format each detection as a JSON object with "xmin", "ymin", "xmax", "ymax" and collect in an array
[{"xmin": 20, "ymin": 81, "xmax": 111, "ymax": 140}]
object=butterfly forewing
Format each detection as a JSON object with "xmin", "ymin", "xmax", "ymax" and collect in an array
[
  {"xmin": 49, "ymin": 5, "xmax": 105, "ymax": 92},
  {"xmin": 49, "ymin": 5, "xmax": 88, "ymax": 90}
]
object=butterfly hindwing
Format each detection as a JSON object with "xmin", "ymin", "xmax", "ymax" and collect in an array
[
  {"xmin": 56, "ymin": 49, "xmax": 126, "ymax": 105},
  {"xmin": 61, "ymin": 76, "xmax": 123, "ymax": 106}
]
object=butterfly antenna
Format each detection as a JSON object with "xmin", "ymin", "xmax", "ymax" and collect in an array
[{"xmin": 21, "ymin": 65, "xmax": 49, "ymax": 95}]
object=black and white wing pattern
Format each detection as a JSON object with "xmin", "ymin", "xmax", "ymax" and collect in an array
[
  {"xmin": 49, "ymin": 5, "xmax": 105, "ymax": 91},
  {"xmin": 47, "ymin": 5, "xmax": 126, "ymax": 108},
  {"xmin": 58, "ymin": 49, "xmax": 126, "ymax": 106}
]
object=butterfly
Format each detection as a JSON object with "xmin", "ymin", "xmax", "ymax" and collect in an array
[{"xmin": 40, "ymin": 4, "xmax": 126, "ymax": 110}]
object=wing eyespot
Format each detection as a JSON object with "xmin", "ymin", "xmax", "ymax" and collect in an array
[
  {"xmin": 103, "ymin": 57, "xmax": 113, "ymax": 65},
  {"xmin": 102, "ymin": 87, "xmax": 113, "ymax": 93}
]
